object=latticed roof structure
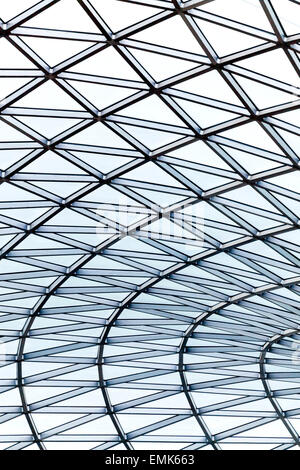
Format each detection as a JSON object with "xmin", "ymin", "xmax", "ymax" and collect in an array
[{"xmin": 0, "ymin": 0, "xmax": 300, "ymax": 450}]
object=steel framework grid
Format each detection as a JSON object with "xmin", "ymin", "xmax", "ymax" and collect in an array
[{"xmin": 0, "ymin": 0, "xmax": 299, "ymax": 450}]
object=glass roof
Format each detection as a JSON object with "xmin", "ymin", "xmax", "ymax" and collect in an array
[{"xmin": 0, "ymin": 0, "xmax": 299, "ymax": 451}]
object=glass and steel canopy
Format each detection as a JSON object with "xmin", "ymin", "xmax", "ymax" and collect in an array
[{"xmin": 0, "ymin": 0, "xmax": 299, "ymax": 450}]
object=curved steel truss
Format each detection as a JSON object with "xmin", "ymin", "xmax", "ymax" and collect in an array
[{"xmin": 0, "ymin": 0, "xmax": 299, "ymax": 450}]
